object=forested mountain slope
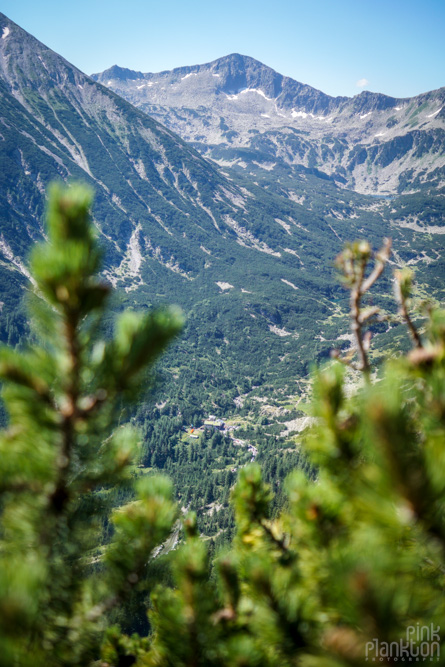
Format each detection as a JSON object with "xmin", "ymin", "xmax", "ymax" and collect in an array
[
  {"xmin": 0, "ymin": 12, "xmax": 444, "ymax": 405},
  {"xmin": 0, "ymin": 12, "xmax": 431, "ymax": 384}
]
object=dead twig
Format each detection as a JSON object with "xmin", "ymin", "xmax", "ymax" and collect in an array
[
  {"xmin": 394, "ymin": 269, "xmax": 423, "ymax": 349},
  {"xmin": 334, "ymin": 238, "xmax": 392, "ymax": 379}
]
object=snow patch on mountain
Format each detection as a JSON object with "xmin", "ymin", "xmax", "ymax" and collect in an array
[
  {"xmin": 291, "ymin": 110, "xmax": 309, "ymax": 119},
  {"xmin": 2, "ymin": 27, "xmax": 10, "ymax": 39},
  {"xmin": 240, "ymin": 88, "xmax": 274, "ymax": 101},
  {"xmin": 291, "ymin": 108, "xmax": 332, "ymax": 122}
]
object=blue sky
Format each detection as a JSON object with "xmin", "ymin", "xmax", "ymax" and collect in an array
[{"xmin": 2, "ymin": 0, "xmax": 445, "ymax": 98}]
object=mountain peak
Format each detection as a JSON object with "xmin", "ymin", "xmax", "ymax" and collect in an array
[
  {"xmin": 96, "ymin": 64, "xmax": 143, "ymax": 81},
  {"xmin": 92, "ymin": 52, "xmax": 335, "ymax": 111}
]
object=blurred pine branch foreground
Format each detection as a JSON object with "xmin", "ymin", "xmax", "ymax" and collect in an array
[
  {"xmin": 0, "ymin": 184, "xmax": 183, "ymax": 666},
  {"xmin": 0, "ymin": 185, "xmax": 445, "ymax": 666}
]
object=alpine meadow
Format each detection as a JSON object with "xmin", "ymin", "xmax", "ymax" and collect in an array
[{"xmin": 0, "ymin": 8, "xmax": 445, "ymax": 666}]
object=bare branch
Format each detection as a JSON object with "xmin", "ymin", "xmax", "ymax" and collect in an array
[
  {"xmin": 394, "ymin": 269, "xmax": 423, "ymax": 349},
  {"xmin": 334, "ymin": 238, "xmax": 392, "ymax": 379},
  {"xmin": 361, "ymin": 238, "xmax": 392, "ymax": 294},
  {"xmin": 358, "ymin": 307, "xmax": 380, "ymax": 324},
  {"xmin": 330, "ymin": 349, "xmax": 360, "ymax": 372}
]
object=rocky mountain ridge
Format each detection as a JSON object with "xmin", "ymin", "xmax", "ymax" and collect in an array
[{"xmin": 93, "ymin": 53, "xmax": 445, "ymax": 194}]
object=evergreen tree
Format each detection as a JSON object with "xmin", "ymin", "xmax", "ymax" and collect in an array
[{"xmin": 0, "ymin": 184, "xmax": 182, "ymax": 666}]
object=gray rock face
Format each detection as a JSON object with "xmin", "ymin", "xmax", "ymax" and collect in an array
[{"xmin": 93, "ymin": 54, "xmax": 445, "ymax": 195}]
